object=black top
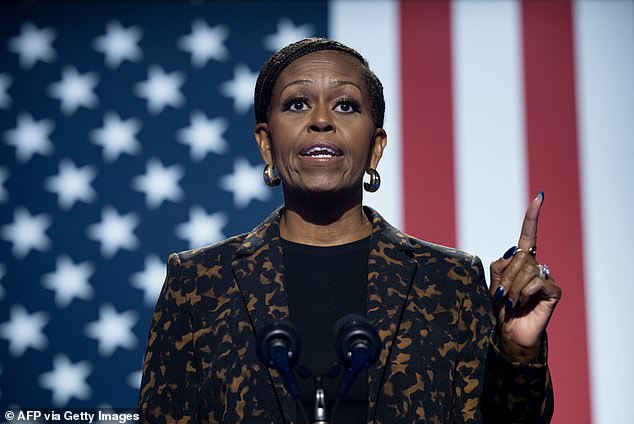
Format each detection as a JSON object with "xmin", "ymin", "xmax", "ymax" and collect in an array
[{"xmin": 282, "ymin": 236, "xmax": 371, "ymax": 424}]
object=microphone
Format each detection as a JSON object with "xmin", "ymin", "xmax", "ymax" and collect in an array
[
  {"xmin": 333, "ymin": 314, "xmax": 381, "ymax": 400},
  {"xmin": 255, "ymin": 320, "xmax": 302, "ymax": 399}
]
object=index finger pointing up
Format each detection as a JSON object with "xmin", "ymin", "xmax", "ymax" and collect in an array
[{"xmin": 518, "ymin": 191, "xmax": 544, "ymax": 250}]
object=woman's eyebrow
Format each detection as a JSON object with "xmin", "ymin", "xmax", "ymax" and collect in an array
[
  {"xmin": 281, "ymin": 79, "xmax": 313, "ymax": 93},
  {"xmin": 280, "ymin": 79, "xmax": 361, "ymax": 94},
  {"xmin": 329, "ymin": 80, "xmax": 361, "ymax": 91}
]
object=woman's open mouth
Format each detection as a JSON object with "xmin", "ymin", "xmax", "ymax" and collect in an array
[{"xmin": 299, "ymin": 144, "xmax": 343, "ymax": 158}]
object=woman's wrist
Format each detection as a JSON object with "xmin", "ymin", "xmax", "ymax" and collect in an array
[{"xmin": 498, "ymin": 333, "xmax": 543, "ymax": 364}]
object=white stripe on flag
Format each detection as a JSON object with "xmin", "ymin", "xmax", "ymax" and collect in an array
[
  {"xmin": 574, "ymin": 2, "xmax": 634, "ymax": 423},
  {"xmin": 452, "ymin": 0, "xmax": 528, "ymax": 270},
  {"xmin": 330, "ymin": 0, "xmax": 403, "ymax": 228}
]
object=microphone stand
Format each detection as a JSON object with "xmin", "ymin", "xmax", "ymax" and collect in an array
[
  {"xmin": 311, "ymin": 376, "xmax": 328, "ymax": 424},
  {"xmin": 298, "ymin": 362, "xmax": 341, "ymax": 424}
]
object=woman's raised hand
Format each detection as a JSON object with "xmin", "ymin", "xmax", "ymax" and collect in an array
[{"xmin": 489, "ymin": 193, "xmax": 562, "ymax": 363}]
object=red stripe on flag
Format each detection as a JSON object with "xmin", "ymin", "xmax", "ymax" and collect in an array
[
  {"xmin": 522, "ymin": 2, "xmax": 592, "ymax": 423},
  {"xmin": 400, "ymin": 1, "xmax": 456, "ymax": 246}
]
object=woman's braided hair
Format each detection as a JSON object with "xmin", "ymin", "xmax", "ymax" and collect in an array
[{"xmin": 254, "ymin": 37, "xmax": 385, "ymax": 128}]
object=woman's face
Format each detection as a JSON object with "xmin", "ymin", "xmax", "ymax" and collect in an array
[{"xmin": 255, "ymin": 50, "xmax": 386, "ymax": 195}]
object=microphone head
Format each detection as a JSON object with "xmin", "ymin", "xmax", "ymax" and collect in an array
[
  {"xmin": 334, "ymin": 314, "xmax": 381, "ymax": 367},
  {"xmin": 256, "ymin": 320, "xmax": 301, "ymax": 368}
]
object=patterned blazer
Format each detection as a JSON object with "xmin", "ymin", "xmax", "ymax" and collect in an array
[{"xmin": 139, "ymin": 207, "xmax": 553, "ymax": 423}]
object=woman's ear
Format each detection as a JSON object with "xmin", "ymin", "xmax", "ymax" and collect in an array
[
  {"xmin": 368, "ymin": 127, "xmax": 387, "ymax": 170},
  {"xmin": 254, "ymin": 123, "xmax": 272, "ymax": 163}
]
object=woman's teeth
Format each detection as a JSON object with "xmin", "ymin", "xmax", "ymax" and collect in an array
[{"xmin": 300, "ymin": 146, "xmax": 343, "ymax": 157}]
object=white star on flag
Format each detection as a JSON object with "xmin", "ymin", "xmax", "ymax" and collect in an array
[
  {"xmin": 176, "ymin": 111, "xmax": 229, "ymax": 161},
  {"xmin": 3, "ymin": 113, "xmax": 55, "ymax": 163},
  {"xmin": 0, "ymin": 305, "xmax": 48, "ymax": 357},
  {"xmin": 132, "ymin": 158, "xmax": 184, "ymax": 209},
  {"xmin": 93, "ymin": 20, "xmax": 143, "ymax": 69},
  {"xmin": 7, "ymin": 22, "xmax": 57, "ymax": 69},
  {"xmin": 86, "ymin": 206, "xmax": 139, "ymax": 258},
  {"xmin": 84, "ymin": 304, "xmax": 138, "ymax": 357},
  {"xmin": 48, "ymin": 66, "xmax": 99, "ymax": 115},
  {"xmin": 39, "ymin": 354, "xmax": 92, "ymax": 407},
  {"xmin": 44, "ymin": 159, "xmax": 97, "ymax": 210},
  {"xmin": 175, "ymin": 205, "xmax": 227, "ymax": 248},
  {"xmin": 42, "ymin": 255, "xmax": 95, "ymax": 308},
  {"xmin": 263, "ymin": 18, "xmax": 314, "ymax": 52},
  {"xmin": 1, "ymin": 207, "xmax": 51, "ymax": 259},
  {"xmin": 0, "ymin": 166, "xmax": 8, "ymax": 203},
  {"xmin": 220, "ymin": 157, "xmax": 271, "ymax": 209},
  {"xmin": 0, "ymin": 73, "xmax": 12, "ymax": 109},
  {"xmin": 90, "ymin": 111, "xmax": 142, "ymax": 162},
  {"xmin": 134, "ymin": 65, "xmax": 185, "ymax": 114},
  {"xmin": 178, "ymin": 20, "xmax": 229, "ymax": 68},
  {"xmin": 131, "ymin": 254, "xmax": 166, "ymax": 306},
  {"xmin": 219, "ymin": 64, "xmax": 258, "ymax": 114}
]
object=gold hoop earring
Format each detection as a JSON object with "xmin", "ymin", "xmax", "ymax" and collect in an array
[
  {"xmin": 263, "ymin": 164, "xmax": 281, "ymax": 187},
  {"xmin": 364, "ymin": 168, "xmax": 381, "ymax": 192}
]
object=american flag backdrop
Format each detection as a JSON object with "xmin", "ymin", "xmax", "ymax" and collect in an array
[{"xmin": 0, "ymin": 1, "xmax": 632, "ymax": 423}]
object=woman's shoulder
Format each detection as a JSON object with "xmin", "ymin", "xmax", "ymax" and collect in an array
[
  {"xmin": 401, "ymin": 234, "xmax": 486, "ymax": 286},
  {"xmin": 171, "ymin": 208, "xmax": 284, "ymax": 265},
  {"xmin": 168, "ymin": 232, "xmax": 250, "ymax": 268},
  {"xmin": 366, "ymin": 205, "xmax": 479, "ymax": 267},
  {"xmin": 370, "ymin": 211, "xmax": 489, "ymax": 304},
  {"xmin": 406, "ymin": 234, "xmax": 478, "ymax": 266}
]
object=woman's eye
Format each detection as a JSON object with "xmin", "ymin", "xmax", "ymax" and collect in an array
[
  {"xmin": 289, "ymin": 101, "xmax": 307, "ymax": 111},
  {"xmin": 334, "ymin": 99, "xmax": 359, "ymax": 113},
  {"xmin": 283, "ymin": 97, "xmax": 309, "ymax": 112}
]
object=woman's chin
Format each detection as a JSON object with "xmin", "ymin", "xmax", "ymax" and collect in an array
[{"xmin": 287, "ymin": 181, "xmax": 360, "ymax": 197}]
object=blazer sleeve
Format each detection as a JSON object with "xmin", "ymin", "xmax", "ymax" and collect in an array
[
  {"xmin": 138, "ymin": 253, "xmax": 199, "ymax": 424},
  {"xmin": 451, "ymin": 255, "xmax": 496, "ymax": 423},
  {"xmin": 481, "ymin": 332, "xmax": 554, "ymax": 423}
]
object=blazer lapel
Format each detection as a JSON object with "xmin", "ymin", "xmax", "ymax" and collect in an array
[
  {"xmin": 231, "ymin": 208, "xmax": 296, "ymax": 423},
  {"xmin": 364, "ymin": 207, "xmax": 419, "ymax": 422}
]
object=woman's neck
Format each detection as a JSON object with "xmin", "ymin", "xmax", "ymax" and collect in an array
[{"xmin": 280, "ymin": 190, "xmax": 372, "ymax": 246}]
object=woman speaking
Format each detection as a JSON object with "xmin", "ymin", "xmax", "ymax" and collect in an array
[{"xmin": 138, "ymin": 38, "xmax": 561, "ymax": 423}]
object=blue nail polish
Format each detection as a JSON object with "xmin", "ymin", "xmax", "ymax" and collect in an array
[
  {"xmin": 503, "ymin": 246, "xmax": 518, "ymax": 259},
  {"xmin": 538, "ymin": 191, "xmax": 544, "ymax": 204},
  {"xmin": 493, "ymin": 286, "xmax": 505, "ymax": 304},
  {"xmin": 505, "ymin": 298, "xmax": 514, "ymax": 317}
]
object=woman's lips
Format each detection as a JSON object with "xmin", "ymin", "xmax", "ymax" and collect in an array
[{"xmin": 299, "ymin": 143, "xmax": 343, "ymax": 158}]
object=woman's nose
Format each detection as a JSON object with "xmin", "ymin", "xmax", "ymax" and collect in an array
[{"xmin": 308, "ymin": 105, "xmax": 334, "ymax": 133}]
